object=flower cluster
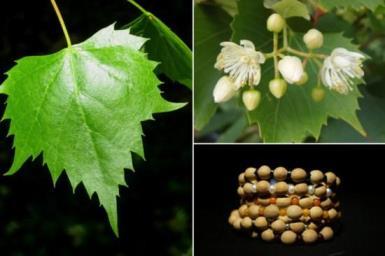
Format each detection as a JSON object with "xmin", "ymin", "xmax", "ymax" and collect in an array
[{"xmin": 212, "ymin": 13, "xmax": 366, "ymax": 111}]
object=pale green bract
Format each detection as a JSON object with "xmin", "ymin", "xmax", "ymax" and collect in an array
[{"xmin": 0, "ymin": 24, "xmax": 184, "ymax": 236}]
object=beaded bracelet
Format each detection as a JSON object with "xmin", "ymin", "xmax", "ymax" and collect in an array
[{"xmin": 229, "ymin": 165, "xmax": 341, "ymax": 244}]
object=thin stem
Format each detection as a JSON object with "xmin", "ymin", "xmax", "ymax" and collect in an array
[
  {"xmin": 273, "ymin": 32, "xmax": 279, "ymax": 78},
  {"xmin": 283, "ymin": 26, "xmax": 288, "ymax": 49},
  {"xmin": 127, "ymin": 0, "xmax": 149, "ymax": 14},
  {"xmin": 286, "ymin": 47, "xmax": 326, "ymax": 59},
  {"xmin": 50, "ymin": 0, "xmax": 71, "ymax": 47}
]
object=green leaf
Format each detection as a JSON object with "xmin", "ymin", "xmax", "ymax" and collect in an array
[
  {"xmin": 194, "ymin": 4, "xmax": 233, "ymax": 130},
  {"xmin": 272, "ymin": 0, "xmax": 310, "ymax": 20},
  {"xmin": 126, "ymin": 2, "xmax": 192, "ymax": 89},
  {"xmin": 0, "ymin": 24, "xmax": 184, "ymax": 236},
  {"xmin": 232, "ymin": 0, "xmax": 365, "ymax": 142},
  {"xmin": 320, "ymin": 90, "xmax": 385, "ymax": 142},
  {"xmin": 320, "ymin": 0, "xmax": 385, "ymax": 11}
]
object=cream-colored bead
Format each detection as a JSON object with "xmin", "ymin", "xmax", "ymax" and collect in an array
[
  {"xmin": 254, "ymin": 217, "xmax": 268, "ymax": 229},
  {"xmin": 291, "ymin": 168, "xmax": 307, "ymax": 182},
  {"xmin": 241, "ymin": 217, "xmax": 253, "ymax": 229},
  {"xmin": 256, "ymin": 180, "xmax": 270, "ymax": 193},
  {"xmin": 328, "ymin": 208, "xmax": 338, "ymax": 220},
  {"xmin": 287, "ymin": 205, "xmax": 303, "ymax": 220},
  {"xmin": 275, "ymin": 181, "xmax": 289, "ymax": 195},
  {"xmin": 228, "ymin": 210, "xmax": 240, "ymax": 224},
  {"xmin": 245, "ymin": 167, "xmax": 257, "ymax": 181},
  {"xmin": 315, "ymin": 186, "xmax": 327, "ymax": 197},
  {"xmin": 336, "ymin": 176, "xmax": 341, "ymax": 186},
  {"xmin": 264, "ymin": 205, "xmax": 280, "ymax": 219},
  {"xmin": 233, "ymin": 218, "xmax": 242, "ymax": 230},
  {"xmin": 308, "ymin": 223, "xmax": 318, "ymax": 230},
  {"xmin": 310, "ymin": 206, "xmax": 323, "ymax": 220},
  {"xmin": 280, "ymin": 215, "xmax": 290, "ymax": 223},
  {"xmin": 238, "ymin": 173, "xmax": 246, "ymax": 184},
  {"xmin": 325, "ymin": 172, "xmax": 337, "ymax": 185},
  {"xmin": 261, "ymin": 229, "xmax": 275, "ymax": 241},
  {"xmin": 237, "ymin": 186, "xmax": 245, "ymax": 197},
  {"xmin": 248, "ymin": 205, "xmax": 260, "ymax": 219},
  {"xmin": 290, "ymin": 222, "xmax": 305, "ymax": 233},
  {"xmin": 320, "ymin": 198, "xmax": 332, "ymax": 209},
  {"xmin": 273, "ymin": 167, "xmax": 288, "ymax": 181},
  {"xmin": 294, "ymin": 183, "xmax": 308, "ymax": 195},
  {"xmin": 310, "ymin": 170, "xmax": 324, "ymax": 184},
  {"xmin": 277, "ymin": 197, "xmax": 291, "ymax": 207},
  {"xmin": 302, "ymin": 229, "xmax": 318, "ymax": 243},
  {"xmin": 257, "ymin": 165, "xmax": 271, "ymax": 180},
  {"xmin": 239, "ymin": 205, "xmax": 248, "ymax": 217},
  {"xmin": 299, "ymin": 197, "xmax": 313, "ymax": 208},
  {"xmin": 320, "ymin": 226, "xmax": 334, "ymax": 240},
  {"xmin": 281, "ymin": 230, "xmax": 297, "ymax": 244},
  {"xmin": 271, "ymin": 219, "xmax": 286, "ymax": 233},
  {"xmin": 258, "ymin": 198, "xmax": 270, "ymax": 206},
  {"xmin": 243, "ymin": 183, "xmax": 256, "ymax": 194}
]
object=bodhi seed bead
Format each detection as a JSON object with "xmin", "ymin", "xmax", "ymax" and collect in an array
[
  {"xmin": 287, "ymin": 205, "xmax": 303, "ymax": 220},
  {"xmin": 328, "ymin": 208, "xmax": 338, "ymax": 220},
  {"xmin": 237, "ymin": 186, "xmax": 245, "ymax": 196},
  {"xmin": 310, "ymin": 206, "xmax": 323, "ymax": 220},
  {"xmin": 248, "ymin": 205, "xmax": 260, "ymax": 219},
  {"xmin": 254, "ymin": 216, "xmax": 268, "ymax": 229},
  {"xmin": 257, "ymin": 180, "xmax": 270, "ymax": 193},
  {"xmin": 271, "ymin": 219, "xmax": 286, "ymax": 233},
  {"xmin": 273, "ymin": 167, "xmax": 288, "ymax": 181},
  {"xmin": 291, "ymin": 168, "xmax": 307, "ymax": 182},
  {"xmin": 310, "ymin": 170, "xmax": 324, "ymax": 184},
  {"xmin": 241, "ymin": 217, "xmax": 253, "ymax": 229},
  {"xmin": 244, "ymin": 167, "xmax": 257, "ymax": 181},
  {"xmin": 320, "ymin": 226, "xmax": 334, "ymax": 240},
  {"xmin": 257, "ymin": 165, "xmax": 271, "ymax": 180},
  {"xmin": 281, "ymin": 230, "xmax": 297, "ymax": 244},
  {"xmin": 261, "ymin": 229, "xmax": 275, "ymax": 241},
  {"xmin": 277, "ymin": 198, "xmax": 291, "ymax": 207},
  {"xmin": 325, "ymin": 172, "xmax": 337, "ymax": 185},
  {"xmin": 290, "ymin": 222, "xmax": 305, "ymax": 233},
  {"xmin": 239, "ymin": 205, "xmax": 248, "ymax": 217},
  {"xmin": 243, "ymin": 183, "xmax": 256, "ymax": 194},
  {"xmin": 264, "ymin": 205, "xmax": 280, "ymax": 219},
  {"xmin": 299, "ymin": 198, "xmax": 313, "ymax": 208},
  {"xmin": 238, "ymin": 173, "xmax": 246, "ymax": 184},
  {"xmin": 233, "ymin": 218, "xmax": 242, "ymax": 230},
  {"xmin": 294, "ymin": 183, "xmax": 308, "ymax": 195},
  {"xmin": 302, "ymin": 229, "xmax": 318, "ymax": 243},
  {"xmin": 275, "ymin": 181, "xmax": 288, "ymax": 194},
  {"xmin": 315, "ymin": 186, "xmax": 327, "ymax": 197}
]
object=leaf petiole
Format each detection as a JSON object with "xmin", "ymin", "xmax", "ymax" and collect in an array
[{"xmin": 50, "ymin": 0, "xmax": 72, "ymax": 47}]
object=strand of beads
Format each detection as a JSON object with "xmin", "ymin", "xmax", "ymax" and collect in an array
[{"xmin": 229, "ymin": 165, "xmax": 341, "ymax": 244}]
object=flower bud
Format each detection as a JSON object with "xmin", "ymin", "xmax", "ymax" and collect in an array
[
  {"xmin": 269, "ymin": 78, "xmax": 287, "ymax": 99},
  {"xmin": 295, "ymin": 72, "xmax": 308, "ymax": 86},
  {"xmin": 242, "ymin": 89, "xmax": 261, "ymax": 111},
  {"xmin": 267, "ymin": 13, "xmax": 285, "ymax": 33},
  {"xmin": 303, "ymin": 29, "xmax": 324, "ymax": 49},
  {"xmin": 213, "ymin": 76, "xmax": 237, "ymax": 103},
  {"xmin": 278, "ymin": 56, "xmax": 304, "ymax": 84},
  {"xmin": 312, "ymin": 87, "xmax": 325, "ymax": 102}
]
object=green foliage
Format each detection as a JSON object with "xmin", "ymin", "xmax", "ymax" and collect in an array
[
  {"xmin": 271, "ymin": 0, "xmax": 310, "ymax": 20},
  {"xmin": 194, "ymin": 4, "xmax": 232, "ymax": 130},
  {"xmin": 320, "ymin": 0, "xmax": 385, "ymax": 11},
  {"xmin": 0, "ymin": 24, "xmax": 184, "ymax": 235},
  {"xmin": 127, "ymin": 4, "xmax": 192, "ymax": 89}
]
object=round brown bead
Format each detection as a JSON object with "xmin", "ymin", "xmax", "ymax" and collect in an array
[
  {"xmin": 237, "ymin": 186, "xmax": 245, "ymax": 196},
  {"xmin": 271, "ymin": 219, "xmax": 286, "ymax": 233},
  {"xmin": 256, "ymin": 180, "xmax": 270, "ymax": 193},
  {"xmin": 310, "ymin": 206, "xmax": 323, "ymax": 220},
  {"xmin": 302, "ymin": 229, "xmax": 318, "ymax": 243},
  {"xmin": 261, "ymin": 229, "xmax": 275, "ymax": 241},
  {"xmin": 273, "ymin": 167, "xmax": 288, "ymax": 181},
  {"xmin": 320, "ymin": 226, "xmax": 334, "ymax": 240},
  {"xmin": 290, "ymin": 222, "xmax": 305, "ymax": 233},
  {"xmin": 248, "ymin": 205, "xmax": 260, "ymax": 219},
  {"xmin": 243, "ymin": 183, "xmax": 255, "ymax": 194},
  {"xmin": 315, "ymin": 186, "xmax": 327, "ymax": 197},
  {"xmin": 294, "ymin": 183, "xmax": 308, "ymax": 195},
  {"xmin": 241, "ymin": 217, "xmax": 253, "ymax": 229},
  {"xmin": 257, "ymin": 165, "xmax": 271, "ymax": 180},
  {"xmin": 287, "ymin": 205, "xmax": 303, "ymax": 220},
  {"xmin": 275, "ymin": 181, "xmax": 289, "ymax": 195},
  {"xmin": 310, "ymin": 170, "xmax": 324, "ymax": 184},
  {"xmin": 264, "ymin": 204, "xmax": 279, "ymax": 219},
  {"xmin": 254, "ymin": 216, "xmax": 268, "ymax": 229},
  {"xmin": 238, "ymin": 173, "xmax": 246, "ymax": 184},
  {"xmin": 281, "ymin": 230, "xmax": 297, "ymax": 244},
  {"xmin": 291, "ymin": 168, "xmax": 307, "ymax": 183},
  {"xmin": 325, "ymin": 172, "xmax": 337, "ymax": 185},
  {"xmin": 244, "ymin": 167, "xmax": 257, "ymax": 181},
  {"xmin": 299, "ymin": 197, "xmax": 313, "ymax": 208},
  {"xmin": 239, "ymin": 205, "xmax": 248, "ymax": 217}
]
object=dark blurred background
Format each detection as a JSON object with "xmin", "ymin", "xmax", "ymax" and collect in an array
[
  {"xmin": 195, "ymin": 145, "xmax": 384, "ymax": 256},
  {"xmin": 0, "ymin": 0, "xmax": 191, "ymax": 255}
]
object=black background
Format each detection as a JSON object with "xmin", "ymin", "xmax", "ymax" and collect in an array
[
  {"xmin": 195, "ymin": 145, "xmax": 384, "ymax": 256},
  {"xmin": 0, "ymin": 0, "xmax": 191, "ymax": 255}
]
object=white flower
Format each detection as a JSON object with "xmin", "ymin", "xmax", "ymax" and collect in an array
[
  {"xmin": 321, "ymin": 48, "xmax": 365, "ymax": 94},
  {"xmin": 278, "ymin": 56, "xmax": 304, "ymax": 84},
  {"xmin": 215, "ymin": 40, "xmax": 265, "ymax": 89},
  {"xmin": 213, "ymin": 76, "xmax": 237, "ymax": 103}
]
